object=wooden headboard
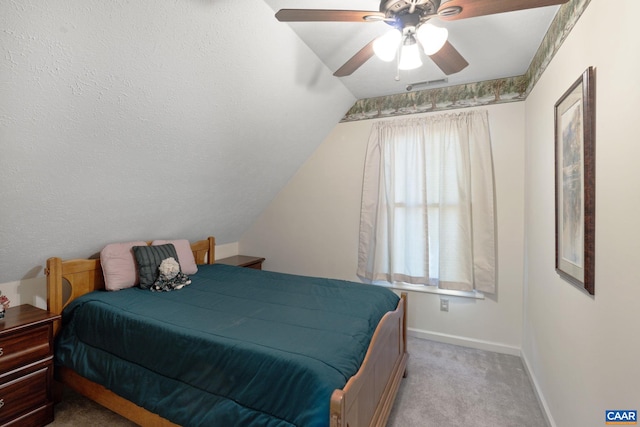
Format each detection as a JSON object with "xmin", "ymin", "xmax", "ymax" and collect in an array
[{"xmin": 45, "ymin": 236, "xmax": 215, "ymax": 334}]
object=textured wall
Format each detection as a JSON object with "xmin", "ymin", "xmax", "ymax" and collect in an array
[{"xmin": 0, "ymin": 0, "xmax": 355, "ymax": 283}]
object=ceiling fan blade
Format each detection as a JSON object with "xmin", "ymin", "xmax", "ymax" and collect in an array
[
  {"xmin": 275, "ymin": 9, "xmax": 384, "ymax": 22},
  {"xmin": 438, "ymin": 0, "xmax": 569, "ymax": 21},
  {"xmin": 333, "ymin": 40, "xmax": 376, "ymax": 77},
  {"xmin": 429, "ymin": 41, "xmax": 469, "ymax": 75}
]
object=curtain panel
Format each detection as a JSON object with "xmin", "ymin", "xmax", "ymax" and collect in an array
[{"xmin": 357, "ymin": 110, "xmax": 496, "ymax": 294}]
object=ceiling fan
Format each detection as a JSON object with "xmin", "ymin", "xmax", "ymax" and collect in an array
[{"xmin": 275, "ymin": 0, "xmax": 569, "ymax": 78}]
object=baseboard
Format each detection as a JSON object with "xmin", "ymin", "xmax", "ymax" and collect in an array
[
  {"xmin": 520, "ymin": 351, "xmax": 555, "ymax": 427},
  {"xmin": 407, "ymin": 328, "xmax": 521, "ymax": 356},
  {"xmin": 407, "ymin": 328, "xmax": 554, "ymax": 425}
]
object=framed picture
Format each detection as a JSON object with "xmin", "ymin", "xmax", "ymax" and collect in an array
[{"xmin": 554, "ymin": 67, "xmax": 595, "ymax": 295}]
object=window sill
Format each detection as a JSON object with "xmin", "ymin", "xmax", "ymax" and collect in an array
[{"xmin": 373, "ymin": 281, "xmax": 485, "ymax": 300}]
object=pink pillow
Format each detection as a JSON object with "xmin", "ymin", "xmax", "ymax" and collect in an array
[
  {"xmin": 101, "ymin": 241, "xmax": 147, "ymax": 291},
  {"xmin": 152, "ymin": 239, "xmax": 198, "ymax": 274}
]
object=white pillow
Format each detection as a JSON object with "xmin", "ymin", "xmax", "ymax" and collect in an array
[
  {"xmin": 101, "ymin": 241, "xmax": 148, "ymax": 291},
  {"xmin": 152, "ymin": 239, "xmax": 198, "ymax": 274}
]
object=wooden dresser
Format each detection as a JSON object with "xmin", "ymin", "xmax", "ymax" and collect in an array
[
  {"xmin": 0, "ymin": 305, "xmax": 60, "ymax": 427},
  {"xmin": 216, "ymin": 255, "xmax": 265, "ymax": 270}
]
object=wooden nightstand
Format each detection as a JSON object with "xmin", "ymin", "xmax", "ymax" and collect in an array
[
  {"xmin": 216, "ymin": 255, "xmax": 265, "ymax": 270},
  {"xmin": 0, "ymin": 305, "xmax": 60, "ymax": 426}
]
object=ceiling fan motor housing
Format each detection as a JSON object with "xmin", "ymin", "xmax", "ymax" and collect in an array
[
  {"xmin": 380, "ymin": 0, "xmax": 440, "ymax": 29},
  {"xmin": 380, "ymin": 0, "xmax": 439, "ymax": 17}
]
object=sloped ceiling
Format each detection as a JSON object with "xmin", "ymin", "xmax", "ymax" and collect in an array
[
  {"xmin": 263, "ymin": 0, "xmax": 560, "ymax": 99},
  {"xmin": 0, "ymin": 0, "xmax": 355, "ymax": 283}
]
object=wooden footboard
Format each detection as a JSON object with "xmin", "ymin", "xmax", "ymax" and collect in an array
[
  {"xmin": 46, "ymin": 237, "xmax": 407, "ymax": 427},
  {"xmin": 330, "ymin": 293, "xmax": 408, "ymax": 427}
]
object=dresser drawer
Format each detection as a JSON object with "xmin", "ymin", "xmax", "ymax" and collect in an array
[
  {"xmin": 0, "ymin": 361, "xmax": 52, "ymax": 424},
  {"xmin": 0, "ymin": 324, "xmax": 52, "ymax": 375},
  {"xmin": 2, "ymin": 403, "xmax": 54, "ymax": 427}
]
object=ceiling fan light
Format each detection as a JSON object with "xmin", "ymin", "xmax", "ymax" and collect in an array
[
  {"xmin": 373, "ymin": 29, "xmax": 401, "ymax": 62},
  {"xmin": 398, "ymin": 40, "xmax": 422, "ymax": 71},
  {"xmin": 417, "ymin": 23, "xmax": 448, "ymax": 55}
]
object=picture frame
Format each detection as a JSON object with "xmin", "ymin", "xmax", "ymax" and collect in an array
[{"xmin": 554, "ymin": 67, "xmax": 595, "ymax": 295}]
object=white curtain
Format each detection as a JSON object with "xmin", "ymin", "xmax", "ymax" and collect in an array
[{"xmin": 357, "ymin": 110, "xmax": 496, "ymax": 293}]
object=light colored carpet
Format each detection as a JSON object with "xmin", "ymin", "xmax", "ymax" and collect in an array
[
  {"xmin": 47, "ymin": 387, "xmax": 137, "ymax": 427},
  {"xmin": 388, "ymin": 337, "xmax": 547, "ymax": 427},
  {"xmin": 48, "ymin": 337, "xmax": 547, "ymax": 426}
]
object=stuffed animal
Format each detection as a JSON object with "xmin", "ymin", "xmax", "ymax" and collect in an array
[{"xmin": 151, "ymin": 257, "xmax": 191, "ymax": 292}]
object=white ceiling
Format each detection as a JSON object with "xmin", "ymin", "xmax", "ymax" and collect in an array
[
  {"xmin": 263, "ymin": 0, "xmax": 560, "ymax": 99},
  {"xmin": 0, "ymin": 0, "xmax": 356, "ymax": 283}
]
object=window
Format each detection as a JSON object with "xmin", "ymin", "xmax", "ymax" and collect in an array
[{"xmin": 357, "ymin": 110, "xmax": 496, "ymax": 294}]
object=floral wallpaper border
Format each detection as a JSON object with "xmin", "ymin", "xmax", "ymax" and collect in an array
[{"xmin": 341, "ymin": 0, "xmax": 591, "ymax": 122}]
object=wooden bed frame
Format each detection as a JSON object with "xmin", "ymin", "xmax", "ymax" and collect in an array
[{"xmin": 45, "ymin": 236, "xmax": 408, "ymax": 427}]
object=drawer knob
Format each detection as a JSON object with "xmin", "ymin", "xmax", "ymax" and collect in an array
[
  {"xmin": 0, "ymin": 347, "xmax": 3, "ymax": 356},
  {"xmin": 0, "ymin": 398, "xmax": 4, "ymax": 409}
]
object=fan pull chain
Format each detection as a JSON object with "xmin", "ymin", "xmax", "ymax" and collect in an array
[{"xmin": 395, "ymin": 42, "xmax": 401, "ymax": 81}]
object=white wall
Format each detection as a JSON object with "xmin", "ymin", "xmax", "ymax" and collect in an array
[
  {"xmin": 523, "ymin": 1, "xmax": 640, "ymax": 426},
  {"xmin": 0, "ymin": 0, "xmax": 354, "ymax": 285},
  {"xmin": 241, "ymin": 102, "xmax": 526, "ymax": 352}
]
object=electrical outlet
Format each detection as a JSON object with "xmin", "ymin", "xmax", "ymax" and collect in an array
[{"xmin": 440, "ymin": 298, "xmax": 449, "ymax": 312}]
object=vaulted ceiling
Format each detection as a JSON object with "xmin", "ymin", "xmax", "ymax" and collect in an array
[
  {"xmin": 0, "ymin": 0, "xmax": 561, "ymax": 283},
  {"xmin": 263, "ymin": 0, "xmax": 561, "ymax": 99},
  {"xmin": 0, "ymin": 0, "xmax": 354, "ymax": 283}
]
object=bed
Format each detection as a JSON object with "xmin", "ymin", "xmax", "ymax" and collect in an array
[{"xmin": 46, "ymin": 236, "xmax": 408, "ymax": 427}]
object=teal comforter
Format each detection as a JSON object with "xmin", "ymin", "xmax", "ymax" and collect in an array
[{"xmin": 55, "ymin": 264, "xmax": 399, "ymax": 427}]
